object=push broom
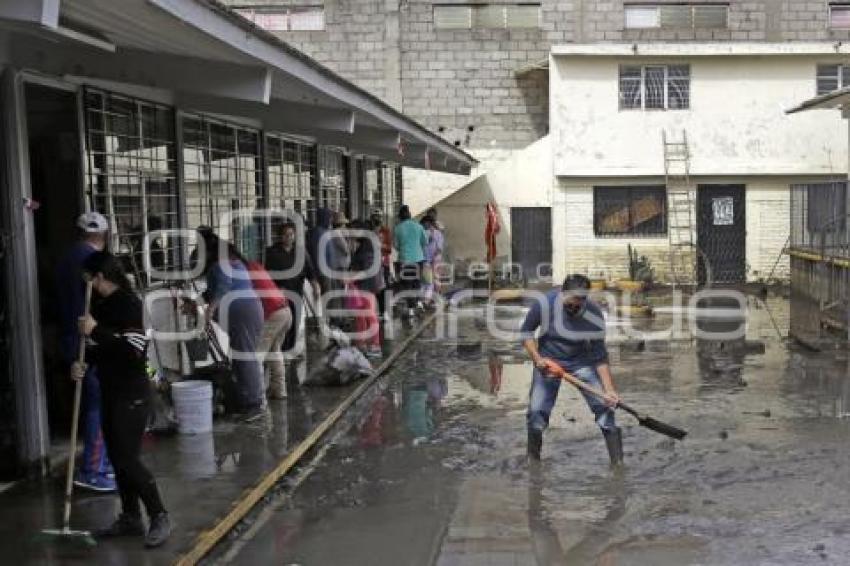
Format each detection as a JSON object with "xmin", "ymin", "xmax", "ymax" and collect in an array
[
  {"xmin": 542, "ymin": 361, "xmax": 687, "ymax": 441},
  {"xmin": 40, "ymin": 280, "xmax": 97, "ymax": 546}
]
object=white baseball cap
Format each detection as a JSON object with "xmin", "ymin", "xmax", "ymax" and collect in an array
[{"xmin": 76, "ymin": 211, "xmax": 109, "ymax": 233}]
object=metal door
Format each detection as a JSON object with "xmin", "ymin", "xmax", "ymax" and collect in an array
[
  {"xmin": 510, "ymin": 207, "xmax": 552, "ymax": 282},
  {"xmin": 697, "ymin": 185, "xmax": 746, "ymax": 284}
]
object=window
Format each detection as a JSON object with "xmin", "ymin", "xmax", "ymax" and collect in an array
[
  {"xmin": 182, "ymin": 115, "xmax": 264, "ymax": 260},
  {"xmin": 594, "ymin": 186, "xmax": 667, "ymax": 236},
  {"xmin": 624, "ymin": 4, "xmax": 728, "ymax": 30},
  {"xmin": 830, "ymin": 4, "xmax": 850, "ymax": 29},
  {"xmin": 619, "ymin": 65, "xmax": 690, "ymax": 110},
  {"xmin": 817, "ymin": 64, "xmax": 850, "ymax": 95},
  {"xmin": 434, "ymin": 4, "xmax": 541, "ymax": 29},
  {"xmin": 83, "ymin": 88, "xmax": 181, "ymax": 288},
  {"xmin": 318, "ymin": 147, "xmax": 349, "ymax": 216},
  {"xmin": 266, "ymin": 134, "xmax": 317, "ymax": 229},
  {"xmin": 233, "ymin": 5, "xmax": 324, "ymax": 31}
]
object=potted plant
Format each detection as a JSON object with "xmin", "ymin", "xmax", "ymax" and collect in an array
[{"xmin": 616, "ymin": 245, "xmax": 654, "ymax": 317}]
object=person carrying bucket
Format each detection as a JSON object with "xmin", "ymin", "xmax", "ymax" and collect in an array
[
  {"xmin": 72, "ymin": 251, "xmax": 171, "ymax": 547},
  {"xmin": 520, "ymin": 274, "xmax": 623, "ymax": 466}
]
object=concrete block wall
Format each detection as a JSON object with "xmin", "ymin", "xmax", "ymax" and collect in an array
[{"xmin": 221, "ymin": 1, "xmax": 850, "ymax": 154}]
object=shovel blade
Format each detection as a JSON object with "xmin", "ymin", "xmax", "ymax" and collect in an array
[{"xmin": 639, "ymin": 415, "xmax": 687, "ymax": 440}]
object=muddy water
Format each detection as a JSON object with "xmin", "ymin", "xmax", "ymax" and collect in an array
[{"xmin": 216, "ymin": 296, "xmax": 850, "ymax": 566}]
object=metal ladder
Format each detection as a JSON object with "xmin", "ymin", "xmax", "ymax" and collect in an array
[{"xmin": 663, "ymin": 130, "xmax": 696, "ymax": 286}]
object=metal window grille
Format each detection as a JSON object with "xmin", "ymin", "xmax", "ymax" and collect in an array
[
  {"xmin": 593, "ymin": 186, "xmax": 668, "ymax": 237},
  {"xmin": 83, "ymin": 88, "xmax": 180, "ymax": 288},
  {"xmin": 619, "ymin": 66, "xmax": 643, "ymax": 109},
  {"xmin": 830, "ymin": 4, "xmax": 850, "ymax": 29},
  {"xmin": 620, "ymin": 65, "xmax": 690, "ymax": 110},
  {"xmin": 318, "ymin": 146, "xmax": 349, "ymax": 216},
  {"xmin": 790, "ymin": 181, "xmax": 850, "ymax": 338},
  {"xmin": 359, "ymin": 158, "xmax": 381, "ymax": 215},
  {"xmin": 791, "ymin": 182, "xmax": 850, "ymax": 253},
  {"xmin": 266, "ymin": 133, "xmax": 317, "ymax": 233},
  {"xmin": 181, "ymin": 114, "xmax": 264, "ymax": 260},
  {"xmin": 380, "ymin": 163, "xmax": 402, "ymax": 224},
  {"xmin": 667, "ymin": 65, "xmax": 691, "ymax": 109},
  {"xmin": 644, "ymin": 66, "xmax": 666, "ymax": 110}
]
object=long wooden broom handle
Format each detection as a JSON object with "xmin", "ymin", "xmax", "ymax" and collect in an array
[{"xmin": 62, "ymin": 280, "xmax": 93, "ymax": 530}]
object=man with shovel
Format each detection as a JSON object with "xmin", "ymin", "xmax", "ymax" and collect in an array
[{"xmin": 520, "ymin": 274, "xmax": 623, "ymax": 466}]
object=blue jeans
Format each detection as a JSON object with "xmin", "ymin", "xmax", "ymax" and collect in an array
[
  {"xmin": 527, "ymin": 364, "xmax": 616, "ymax": 433},
  {"xmin": 80, "ymin": 367, "xmax": 112, "ymax": 477}
]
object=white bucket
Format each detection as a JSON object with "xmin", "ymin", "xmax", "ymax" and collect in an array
[{"xmin": 172, "ymin": 380, "xmax": 213, "ymax": 434}]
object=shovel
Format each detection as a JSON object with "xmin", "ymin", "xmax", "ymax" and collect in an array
[{"xmin": 543, "ymin": 361, "xmax": 687, "ymax": 441}]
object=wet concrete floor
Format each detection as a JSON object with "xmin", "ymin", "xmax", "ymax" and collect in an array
[
  {"xmin": 0, "ymin": 318, "xmax": 424, "ymax": 565},
  {"xmin": 212, "ymin": 295, "xmax": 850, "ymax": 565}
]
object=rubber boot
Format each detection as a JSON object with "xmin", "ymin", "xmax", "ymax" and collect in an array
[
  {"xmin": 527, "ymin": 429, "xmax": 543, "ymax": 461},
  {"xmin": 603, "ymin": 427, "xmax": 624, "ymax": 467}
]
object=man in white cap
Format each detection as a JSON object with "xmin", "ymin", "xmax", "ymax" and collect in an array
[{"xmin": 56, "ymin": 211, "xmax": 116, "ymax": 492}]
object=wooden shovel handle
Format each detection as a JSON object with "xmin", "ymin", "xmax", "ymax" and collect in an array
[{"xmin": 540, "ymin": 360, "xmax": 625, "ymax": 412}]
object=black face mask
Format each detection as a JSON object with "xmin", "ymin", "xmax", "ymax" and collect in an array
[{"xmin": 565, "ymin": 300, "xmax": 585, "ymax": 316}]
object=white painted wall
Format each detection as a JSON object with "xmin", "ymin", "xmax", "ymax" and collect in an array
[
  {"xmin": 429, "ymin": 136, "xmax": 555, "ymax": 276},
  {"xmin": 403, "ymin": 148, "xmax": 517, "ymax": 215},
  {"xmin": 551, "ymin": 54, "xmax": 850, "ymax": 177}
]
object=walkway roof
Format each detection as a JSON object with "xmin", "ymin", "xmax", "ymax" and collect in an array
[{"xmin": 0, "ymin": 0, "xmax": 475, "ymax": 174}]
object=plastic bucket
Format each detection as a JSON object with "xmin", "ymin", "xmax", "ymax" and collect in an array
[{"xmin": 172, "ymin": 380, "xmax": 213, "ymax": 434}]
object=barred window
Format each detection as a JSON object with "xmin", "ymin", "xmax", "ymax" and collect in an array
[
  {"xmin": 83, "ymin": 88, "xmax": 180, "ymax": 288},
  {"xmin": 359, "ymin": 158, "xmax": 381, "ymax": 214},
  {"xmin": 620, "ymin": 65, "xmax": 690, "ymax": 110},
  {"xmin": 318, "ymin": 146, "xmax": 349, "ymax": 216},
  {"xmin": 380, "ymin": 163, "xmax": 402, "ymax": 224},
  {"xmin": 233, "ymin": 5, "xmax": 325, "ymax": 31},
  {"xmin": 817, "ymin": 64, "xmax": 850, "ymax": 95},
  {"xmin": 625, "ymin": 4, "xmax": 728, "ymax": 30},
  {"xmin": 594, "ymin": 186, "xmax": 667, "ymax": 236},
  {"xmin": 434, "ymin": 4, "xmax": 541, "ymax": 29},
  {"xmin": 266, "ymin": 134, "xmax": 317, "ymax": 234},
  {"xmin": 182, "ymin": 114, "xmax": 264, "ymax": 260}
]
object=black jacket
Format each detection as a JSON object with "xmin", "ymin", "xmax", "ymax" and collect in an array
[{"xmin": 87, "ymin": 289, "xmax": 149, "ymax": 401}]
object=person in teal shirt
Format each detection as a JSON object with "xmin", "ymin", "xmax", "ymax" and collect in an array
[{"xmin": 393, "ymin": 205, "xmax": 428, "ymax": 317}]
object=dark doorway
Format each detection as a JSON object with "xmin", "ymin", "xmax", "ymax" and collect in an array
[
  {"xmin": 510, "ymin": 207, "xmax": 552, "ymax": 283},
  {"xmin": 697, "ymin": 184, "xmax": 746, "ymax": 284},
  {"xmin": 24, "ymin": 84, "xmax": 83, "ymax": 438}
]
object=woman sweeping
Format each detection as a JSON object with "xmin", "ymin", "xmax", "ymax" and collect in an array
[{"xmin": 72, "ymin": 251, "xmax": 171, "ymax": 548}]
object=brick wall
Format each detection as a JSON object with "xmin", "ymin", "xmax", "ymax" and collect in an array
[{"xmin": 560, "ymin": 179, "xmax": 792, "ymax": 283}]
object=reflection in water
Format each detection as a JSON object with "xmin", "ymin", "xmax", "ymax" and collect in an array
[
  {"xmin": 526, "ymin": 466, "xmax": 628, "ymax": 566},
  {"xmin": 402, "ymin": 376, "xmax": 448, "ymax": 442},
  {"xmin": 177, "ymin": 432, "xmax": 216, "ymax": 479}
]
